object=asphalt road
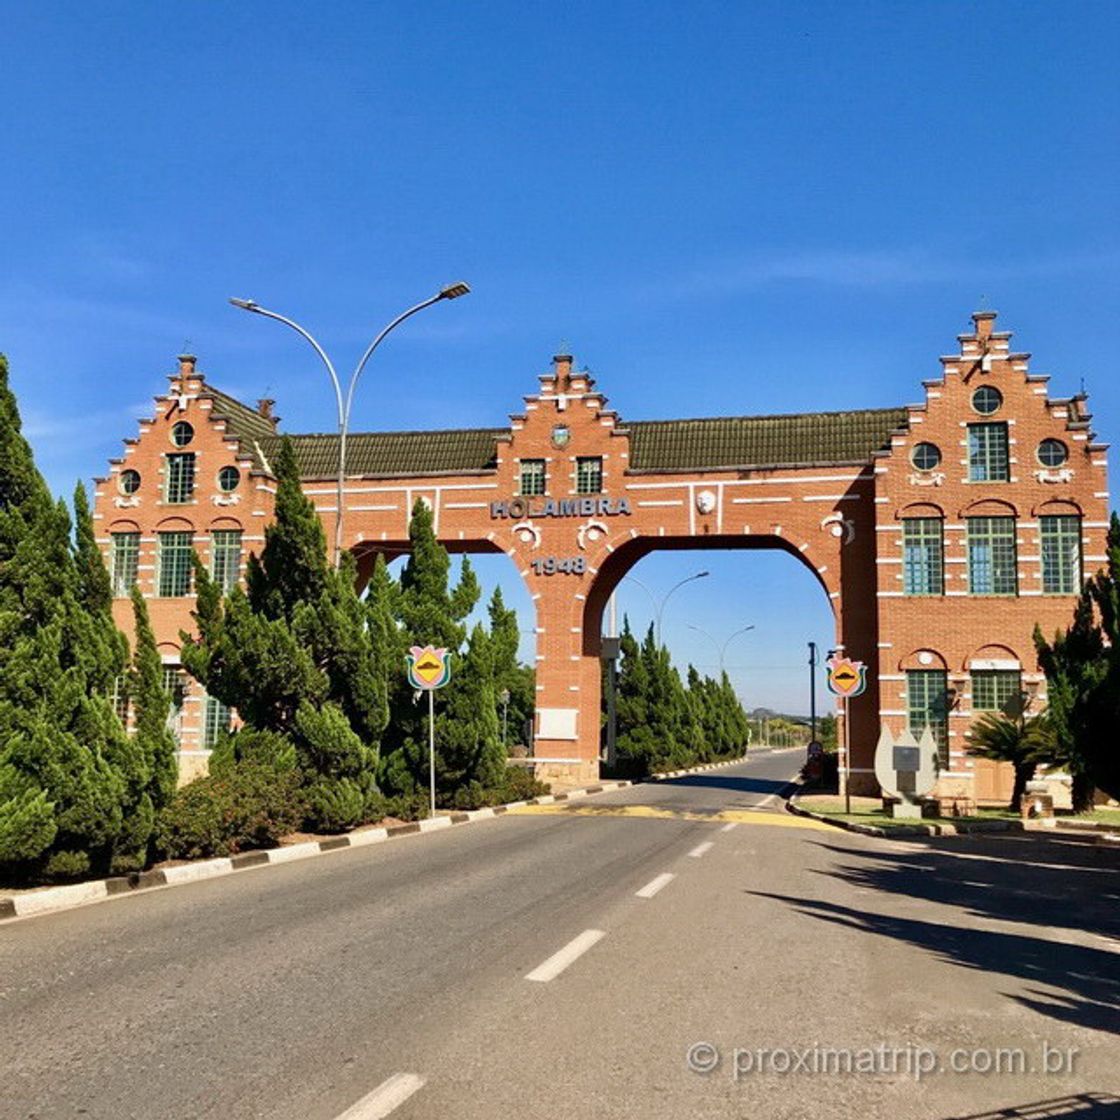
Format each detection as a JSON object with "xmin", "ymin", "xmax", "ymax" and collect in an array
[{"xmin": 2, "ymin": 749, "xmax": 1117, "ymax": 1120}]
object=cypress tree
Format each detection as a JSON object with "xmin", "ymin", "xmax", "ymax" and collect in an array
[
  {"xmin": 0, "ymin": 356, "xmax": 128, "ymax": 877},
  {"xmin": 380, "ymin": 504, "xmax": 495, "ymax": 801},
  {"xmin": 181, "ymin": 435, "xmax": 389, "ymax": 825},
  {"xmin": 129, "ymin": 588, "xmax": 179, "ymax": 815},
  {"xmin": 488, "ymin": 587, "xmax": 533, "ymax": 749},
  {"xmin": 73, "ymin": 482, "xmax": 113, "ymax": 618}
]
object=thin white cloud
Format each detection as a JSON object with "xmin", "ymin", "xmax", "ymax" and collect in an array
[{"xmin": 651, "ymin": 246, "xmax": 1120, "ymax": 301}]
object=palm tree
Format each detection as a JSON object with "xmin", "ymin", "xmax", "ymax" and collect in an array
[{"xmin": 967, "ymin": 708, "xmax": 1055, "ymax": 812}]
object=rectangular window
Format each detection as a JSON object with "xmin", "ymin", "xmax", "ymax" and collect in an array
[
  {"xmin": 110, "ymin": 675, "xmax": 130, "ymax": 725},
  {"xmin": 165, "ymin": 452, "xmax": 196, "ymax": 503},
  {"xmin": 519, "ymin": 459, "xmax": 546, "ymax": 496},
  {"xmin": 576, "ymin": 456, "xmax": 603, "ymax": 495},
  {"xmin": 967, "ymin": 423, "xmax": 1009, "ymax": 482},
  {"xmin": 1040, "ymin": 515, "xmax": 1082, "ymax": 595},
  {"xmin": 162, "ymin": 666, "xmax": 187, "ymax": 740},
  {"xmin": 110, "ymin": 532, "xmax": 140, "ymax": 597},
  {"xmin": 157, "ymin": 531, "xmax": 194, "ymax": 597},
  {"xmin": 967, "ymin": 517, "xmax": 1017, "ymax": 595},
  {"xmin": 902, "ymin": 518, "xmax": 944, "ymax": 596},
  {"xmin": 210, "ymin": 529, "xmax": 242, "ymax": 593},
  {"xmin": 971, "ymin": 670, "xmax": 1022, "ymax": 713},
  {"xmin": 906, "ymin": 669, "xmax": 949, "ymax": 765},
  {"xmin": 202, "ymin": 694, "xmax": 231, "ymax": 748}
]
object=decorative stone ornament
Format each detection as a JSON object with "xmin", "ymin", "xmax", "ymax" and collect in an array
[
  {"xmin": 907, "ymin": 470, "xmax": 945, "ymax": 487},
  {"xmin": 576, "ymin": 519, "xmax": 608, "ymax": 550},
  {"xmin": 551, "ymin": 424, "xmax": 571, "ymax": 449},
  {"xmin": 820, "ymin": 512, "xmax": 855, "ymax": 543},
  {"xmin": 695, "ymin": 489, "xmax": 717, "ymax": 514},
  {"xmin": 874, "ymin": 725, "xmax": 939, "ymax": 818},
  {"xmin": 511, "ymin": 520, "xmax": 541, "ymax": 548},
  {"xmin": 1034, "ymin": 467, "xmax": 1074, "ymax": 484}
]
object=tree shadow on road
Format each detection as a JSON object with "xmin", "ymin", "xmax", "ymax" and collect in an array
[
  {"xmin": 809, "ymin": 832, "xmax": 1120, "ymax": 943},
  {"xmin": 944, "ymin": 1093, "xmax": 1120, "ymax": 1119},
  {"xmin": 655, "ymin": 774, "xmax": 792, "ymax": 796},
  {"xmin": 749, "ymin": 831, "xmax": 1120, "ymax": 1036}
]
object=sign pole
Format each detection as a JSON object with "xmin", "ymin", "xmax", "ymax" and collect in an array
[
  {"xmin": 406, "ymin": 644, "xmax": 451, "ymax": 821},
  {"xmin": 428, "ymin": 687, "xmax": 436, "ymax": 820},
  {"xmin": 843, "ymin": 695, "xmax": 852, "ymax": 816},
  {"xmin": 808, "ymin": 641, "xmax": 818, "ymax": 745}
]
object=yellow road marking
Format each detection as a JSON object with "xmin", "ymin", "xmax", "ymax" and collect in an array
[{"xmin": 507, "ymin": 804, "xmax": 833, "ymax": 830}]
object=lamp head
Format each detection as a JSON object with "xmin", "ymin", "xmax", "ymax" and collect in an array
[
  {"xmin": 229, "ymin": 298, "xmax": 261, "ymax": 312},
  {"xmin": 439, "ymin": 281, "xmax": 471, "ymax": 300}
]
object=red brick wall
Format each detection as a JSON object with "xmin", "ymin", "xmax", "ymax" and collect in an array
[{"xmin": 94, "ymin": 318, "xmax": 1110, "ymax": 795}]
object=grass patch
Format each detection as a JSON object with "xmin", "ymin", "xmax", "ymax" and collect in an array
[
  {"xmin": 797, "ymin": 795, "xmax": 1019, "ymax": 830},
  {"xmin": 1066, "ymin": 806, "xmax": 1120, "ymax": 826}
]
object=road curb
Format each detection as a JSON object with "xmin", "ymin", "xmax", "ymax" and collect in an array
[
  {"xmin": 0, "ymin": 751, "xmax": 757, "ymax": 924},
  {"xmin": 785, "ymin": 787, "xmax": 1030, "ymax": 838}
]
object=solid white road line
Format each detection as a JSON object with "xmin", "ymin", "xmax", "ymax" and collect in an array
[
  {"xmin": 336, "ymin": 1073, "xmax": 426, "ymax": 1120},
  {"xmin": 525, "ymin": 929, "xmax": 606, "ymax": 982},
  {"xmin": 689, "ymin": 841, "xmax": 714, "ymax": 858},
  {"xmin": 719, "ymin": 822, "xmax": 738, "ymax": 833},
  {"xmin": 635, "ymin": 872, "xmax": 675, "ymax": 899}
]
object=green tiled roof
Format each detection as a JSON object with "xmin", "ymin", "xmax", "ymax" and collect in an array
[
  {"xmin": 203, "ymin": 378, "xmax": 908, "ymax": 478},
  {"xmin": 265, "ymin": 429, "xmax": 505, "ymax": 478},
  {"xmin": 626, "ymin": 408, "xmax": 910, "ymax": 471},
  {"xmin": 205, "ymin": 386, "xmax": 279, "ymax": 460}
]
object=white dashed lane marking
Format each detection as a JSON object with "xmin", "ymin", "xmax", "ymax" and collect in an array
[
  {"xmin": 525, "ymin": 929, "xmax": 607, "ymax": 982},
  {"xmin": 335, "ymin": 1073, "xmax": 425, "ymax": 1119},
  {"xmin": 689, "ymin": 841, "xmax": 714, "ymax": 858},
  {"xmin": 635, "ymin": 873, "xmax": 675, "ymax": 899}
]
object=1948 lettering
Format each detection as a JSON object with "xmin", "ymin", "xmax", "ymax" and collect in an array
[{"xmin": 531, "ymin": 556, "xmax": 586, "ymax": 576}]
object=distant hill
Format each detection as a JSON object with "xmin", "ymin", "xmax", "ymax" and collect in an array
[{"xmin": 748, "ymin": 707, "xmax": 811, "ymax": 725}]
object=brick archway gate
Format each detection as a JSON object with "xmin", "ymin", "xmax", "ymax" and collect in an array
[
  {"xmin": 98, "ymin": 312, "xmax": 1110, "ymax": 801},
  {"xmin": 339, "ymin": 353, "xmax": 888, "ymax": 787}
]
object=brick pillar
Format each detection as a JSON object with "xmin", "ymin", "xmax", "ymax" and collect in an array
[{"xmin": 530, "ymin": 576, "xmax": 601, "ymax": 786}]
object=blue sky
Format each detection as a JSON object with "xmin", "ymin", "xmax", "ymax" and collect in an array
[{"xmin": 1, "ymin": 2, "xmax": 1116, "ymax": 715}]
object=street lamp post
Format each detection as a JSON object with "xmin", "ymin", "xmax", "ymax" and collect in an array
[
  {"xmin": 686, "ymin": 623, "xmax": 756, "ymax": 675},
  {"xmin": 229, "ymin": 282, "xmax": 470, "ymax": 566},
  {"xmin": 623, "ymin": 570, "xmax": 710, "ymax": 645},
  {"xmin": 499, "ymin": 687, "xmax": 511, "ymax": 750}
]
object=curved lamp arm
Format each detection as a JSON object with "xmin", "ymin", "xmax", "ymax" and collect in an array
[{"xmin": 229, "ymin": 299, "xmax": 343, "ymax": 427}]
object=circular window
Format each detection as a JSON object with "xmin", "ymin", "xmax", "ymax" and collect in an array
[
  {"xmin": 119, "ymin": 469, "xmax": 141, "ymax": 495},
  {"xmin": 972, "ymin": 386, "xmax": 1003, "ymax": 415},
  {"xmin": 218, "ymin": 466, "xmax": 241, "ymax": 492},
  {"xmin": 170, "ymin": 420, "xmax": 194, "ymax": 447},
  {"xmin": 910, "ymin": 442, "xmax": 942, "ymax": 472},
  {"xmin": 1037, "ymin": 439, "xmax": 1069, "ymax": 468}
]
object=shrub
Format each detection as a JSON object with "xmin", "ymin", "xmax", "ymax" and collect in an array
[
  {"xmin": 303, "ymin": 777, "xmax": 365, "ymax": 833},
  {"xmin": 209, "ymin": 728, "xmax": 298, "ymax": 777},
  {"xmin": 497, "ymin": 766, "xmax": 550, "ymax": 802},
  {"xmin": 43, "ymin": 849, "xmax": 90, "ymax": 880},
  {"xmin": 382, "ymin": 792, "xmax": 430, "ymax": 822},
  {"xmin": 449, "ymin": 781, "xmax": 498, "ymax": 810},
  {"xmin": 155, "ymin": 762, "xmax": 305, "ymax": 860}
]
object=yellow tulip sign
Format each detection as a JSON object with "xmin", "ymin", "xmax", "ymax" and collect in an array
[{"xmin": 407, "ymin": 646, "xmax": 452, "ymax": 691}]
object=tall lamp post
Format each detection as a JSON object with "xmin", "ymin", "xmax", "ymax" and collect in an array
[
  {"xmin": 686, "ymin": 623, "xmax": 755, "ymax": 675},
  {"xmin": 499, "ymin": 688, "xmax": 511, "ymax": 750},
  {"xmin": 623, "ymin": 569, "xmax": 710, "ymax": 644},
  {"xmin": 229, "ymin": 282, "xmax": 471, "ymax": 566}
]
